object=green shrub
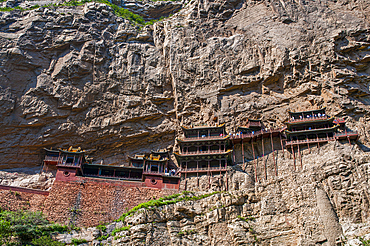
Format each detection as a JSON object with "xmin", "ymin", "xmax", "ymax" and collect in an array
[
  {"xmin": 117, "ymin": 191, "xmax": 221, "ymax": 222},
  {"xmin": 0, "ymin": 0, "xmax": 177, "ymax": 26},
  {"xmin": 0, "ymin": 210, "xmax": 69, "ymax": 245},
  {"xmin": 31, "ymin": 235, "xmax": 65, "ymax": 246},
  {"xmin": 111, "ymin": 225, "xmax": 130, "ymax": 236},
  {"xmin": 96, "ymin": 223, "xmax": 107, "ymax": 232},
  {"xmin": 359, "ymin": 237, "xmax": 370, "ymax": 246},
  {"xmin": 96, "ymin": 234, "xmax": 109, "ymax": 241},
  {"xmin": 71, "ymin": 238, "xmax": 88, "ymax": 245}
]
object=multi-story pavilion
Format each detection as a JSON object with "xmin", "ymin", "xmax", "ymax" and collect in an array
[
  {"xmin": 174, "ymin": 124, "xmax": 232, "ymax": 189},
  {"xmin": 284, "ymin": 108, "xmax": 359, "ymax": 169},
  {"xmin": 284, "ymin": 108, "xmax": 339, "ymax": 147}
]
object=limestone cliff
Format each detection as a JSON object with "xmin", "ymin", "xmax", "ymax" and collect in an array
[
  {"xmin": 0, "ymin": 0, "xmax": 370, "ymax": 168},
  {"xmin": 1, "ymin": 0, "xmax": 370, "ymax": 245}
]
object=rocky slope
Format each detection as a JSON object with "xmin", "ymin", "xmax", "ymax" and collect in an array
[
  {"xmin": 0, "ymin": 170, "xmax": 54, "ymax": 190},
  {"xmin": 0, "ymin": 0, "xmax": 370, "ymax": 168}
]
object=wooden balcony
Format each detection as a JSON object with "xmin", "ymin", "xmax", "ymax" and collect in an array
[
  {"xmin": 177, "ymin": 135, "xmax": 229, "ymax": 142},
  {"xmin": 334, "ymin": 118, "xmax": 345, "ymax": 124},
  {"xmin": 143, "ymin": 171, "xmax": 180, "ymax": 177},
  {"xmin": 231, "ymin": 128, "xmax": 284, "ymax": 141},
  {"xmin": 177, "ymin": 150, "xmax": 228, "ymax": 156},
  {"xmin": 285, "ymin": 137, "xmax": 335, "ymax": 147},
  {"xmin": 44, "ymin": 156, "xmax": 59, "ymax": 164},
  {"xmin": 57, "ymin": 162, "xmax": 82, "ymax": 168},
  {"xmin": 286, "ymin": 116, "xmax": 330, "ymax": 124},
  {"xmin": 180, "ymin": 166, "xmax": 227, "ymax": 173},
  {"xmin": 335, "ymin": 131, "xmax": 358, "ymax": 140}
]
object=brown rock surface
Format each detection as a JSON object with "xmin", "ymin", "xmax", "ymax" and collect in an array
[
  {"xmin": 0, "ymin": 0, "xmax": 370, "ymax": 245},
  {"xmin": 0, "ymin": 0, "xmax": 369, "ymax": 169}
]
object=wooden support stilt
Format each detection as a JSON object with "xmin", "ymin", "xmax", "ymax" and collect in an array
[
  {"xmin": 291, "ymin": 145, "xmax": 296, "ymax": 171},
  {"xmin": 197, "ymin": 161, "xmax": 199, "ymax": 187},
  {"xmin": 280, "ymin": 133, "xmax": 284, "ymax": 158},
  {"xmin": 252, "ymin": 138, "xmax": 257, "ymax": 183},
  {"xmin": 208, "ymin": 161, "xmax": 210, "ymax": 189},
  {"xmin": 226, "ymin": 170, "xmax": 228, "ymax": 191},
  {"xmin": 308, "ymin": 142, "xmax": 310, "ymax": 153},
  {"xmin": 233, "ymin": 144, "xmax": 236, "ymax": 164},
  {"xmin": 270, "ymin": 132, "xmax": 277, "ymax": 177},
  {"xmin": 185, "ymin": 162, "xmax": 187, "ymax": 191},
  {"xmin": 242, "ymin": 139, "xmax": 245, "ymax": 169},
  {"xmin": 262, "ymin": 134, "xmax": 266, "ymax": 180},
  {"xmin": 347, "ymin": 136, "xmax": 351, "ymax": 145},
  {"xmin": 297, "ymin": 144, "xmax": 302, "ymax": 169}
]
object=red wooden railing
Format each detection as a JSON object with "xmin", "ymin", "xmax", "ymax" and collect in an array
[
  {"xmin": 180, "ymin": 167, "xmax": 227, "ymax": 172},
  {"xmin": 57, "ymin": 162, "xmax": 82, "ymax": 168},
  {"xmin": 334, "ymin": 131, "xmax": 358, "ymax": 138},
  {"xmin": 180, "ymin": 135, "xmax": 227, "ymax": 141},
  {"xmin": 287, "ymin": 116, "xmax": 328, "ymax": 123},
  {"xmin": 143, "ymin": 171, "xmax": 180, "ymax": 177},
  {"xmin": 285, "ymin": 137, "xmax": 334, "ymax": 145},
  {"xmin": 44, "ymin": 156, "xmax": 59, "ymax": 162},
  {"xmin": 334, "ymin": 118, "xmax": 345, "ymax": 124},
  {"xmin": 231, "ymin": 128, "xmax": 284, "ymax": 140},
  {"xmin": 179, "ymin": 150, "xmax": 227, "ymax": 155}
]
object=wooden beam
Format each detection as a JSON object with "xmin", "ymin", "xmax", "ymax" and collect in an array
[
  {"xmin": 279, "ymin": 133, "xmax": 284, "ymax": 158},
  {"xmin": 208, "ymin": 161, "xmax": 210, "ymax": 189},
  {"xmin": 197, "ymin": 161, "xmax": 199, "ymax": 187},
  {"xmin": 242, "ymin": 139, "xmax": 245, "ymax": 169},
  {"xmin": 226, "ymin": 169, "xmax": 228, "ymax": 191},
  {"xmin": 307, "ymin": 141, "xmax": 310, "ymax": 153},
  {"xmin": 298, "ymin": 143, "xmax": 302, "ymax": 169},
  {"xmin": 185, "ymin": 162, "xmax": 187, "ymax": 191},
  {"xmin": 252, "ymin": 138, "xmax": 257, "ymax": 183},
  {"xmin": 271, "ymin": 132, "xmax": 277, "ymax": 177},
  {"xmin": 232, "ymin": 144, "xmax": 236, "ymax": 163},
  {"xmin": 291, "ymin": 145, "xmax": 296, "ymax": 171},
  {"xmin": 262, "ymin": 134, "xmax": 266, "ymax": 180}
]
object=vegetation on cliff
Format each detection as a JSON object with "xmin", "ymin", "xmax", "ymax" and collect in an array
[
  {"xmin": 0, "ymin": 209, "xmax": 68, "ymax": 245},
  {"xmin": 117, "ymin": 190, "xmax": 220, "ymax": 223},
  {"xmin": 0, "ymin": 0, "xmax": 175, "ymax": 26}
]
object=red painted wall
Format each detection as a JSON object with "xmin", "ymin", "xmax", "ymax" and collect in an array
[{"xmin": 55, "ymin": 167, "xmax": 79, "ymax": 182}]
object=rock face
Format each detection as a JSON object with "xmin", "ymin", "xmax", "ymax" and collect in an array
[
  {"xmin": 0, "ymin": 0, "xmax": 370, "ymax": 169},
  {"xmin": 1, "ymin": 1, "xmax": 370, "ymax": 244},
  {"xmin": 0, "ymin": 171, "xmax": 54, "ymax": 190}
]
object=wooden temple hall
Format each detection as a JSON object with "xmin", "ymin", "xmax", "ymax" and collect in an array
[
  {"xmin": 174, "ymin": 124, "xmax": 233, "ymax": 189},
  {"xmin": 284, "ymin": 108, "xmax": 359, "ymax": 169},
  {"xmin": 42, "ymin": 147, "xmax": 180, "ymax": 190},
  {"xmin": 230, "ymin": 108, "xmax": 358, "ymax": 181}
]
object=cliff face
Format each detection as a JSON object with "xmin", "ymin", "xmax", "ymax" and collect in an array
[
  {"xmin": 1, "ymin": 1, "xmax": 370, "ymax": 244},
  {"xmin": 0, "ymin": 0, "xmax": 370, "ymax": 168}
]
